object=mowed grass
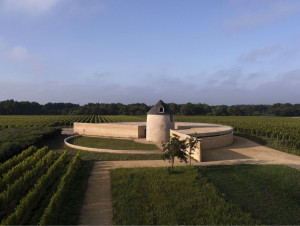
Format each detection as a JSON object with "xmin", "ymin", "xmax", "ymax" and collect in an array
[
  {"xmin": 65, "ymin": 148, "xmax": 163, "ymax": 161},
  {"xmin": 110, "ymin": 165, "xmax": 300, "ymax": 225},
  {"xmin": 201, "ymin": 164, "xmax": 300, "ymax": 225},
  {"xmin": 71, "ymin": 136, "xmax": 160, "ymax": 151},
  {"xmin": 45, "ymin": 134, "xmax": 163, "ymax": 161},
  {"xmin": 110, "ymin": 167, "xmax": 259, "ymax": 225}
]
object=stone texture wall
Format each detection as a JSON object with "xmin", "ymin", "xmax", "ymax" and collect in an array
[
  {"xmin": 170, "ymin": 130, "xmax": 202, "ymax": 162},
  {"xmin": 201, "ymin": 133, "xmax": 233, "ymax": 149},
  {"xmin": 64, "ymin": 135, "xmax": 161, "ymax": 154},
  {"xmin": 74, "ymin": 122, "xmax": 146, "ymax": 139},
  {"xmin": 170, "ymin": 130, "xmax": 234, "ymax": 162},
  {"xmin": 146, "ymin": 114, "xmax": 175, "ymax": 143}
]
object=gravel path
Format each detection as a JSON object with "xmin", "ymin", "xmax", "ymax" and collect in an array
[
  {"xmin": 78, "ymin": 136, "xmax": 300, "ymax": 225},
  {"xmin": 78, "ymin": 162, "xmax": 113, "ymax": 225}
]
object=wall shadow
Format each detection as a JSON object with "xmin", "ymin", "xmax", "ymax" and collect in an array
[{"xmin": 202, "ymin": 148, "xmax": 252, "ymax": 162}]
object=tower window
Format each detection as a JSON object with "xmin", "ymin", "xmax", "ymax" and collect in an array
[{"xmin": 159, "ymin": 106, "xmax": 164, "ymax": 113}]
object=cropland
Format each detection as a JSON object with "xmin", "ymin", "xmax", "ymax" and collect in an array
[
  {"xmin": 111, "ymin": 165, "xmax": 300, "ymax": 225},
  {"xmin": 0, "ymin": 115, "xmax": 299, "ymax": 224}
]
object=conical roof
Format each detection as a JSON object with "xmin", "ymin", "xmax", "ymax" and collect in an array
[{"xmin": 147, "ymin": 100, "xmax": 174, "ymax": 115}]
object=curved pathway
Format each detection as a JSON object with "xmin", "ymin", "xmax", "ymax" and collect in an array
[{"xmin": 79, "ymin": 136, "xmax": 300, "ymax": 225}]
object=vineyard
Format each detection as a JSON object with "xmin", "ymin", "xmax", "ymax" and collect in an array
[
  {"xmin": 0, "ymin": 115, "xmax": 145, "ymax": 128},
  {"xmin": 0, "ymin": 115, "xmax": 299, "ymax": 224},
  {"xmin": 0, "ymin": 146, "xmax": 82, "ymax": 225},
  {"xmin": 175, "ymin": 116, "xmax": 300, "ymax": 156},
  {"xmin": 0, "ymin": 115, "xmax": 300, "ymax": 157}
]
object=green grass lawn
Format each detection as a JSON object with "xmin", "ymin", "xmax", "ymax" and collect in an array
[
  {"xmin": 201, "ymin": 164, "xmax": 300, "ymax": 225},
  {"xmin": 66, "ymin": 148, "xmax": 163, "ymax": 161},
  {"xmin": 71, "ymin": 136, "xmax": 160, "ymax": 151},
  {"xmin": 45, "ymin": 134, "xmax": 162, "ymax": 161},
  {"xmin": 111, "ymin": 167, "xmax": 259, "ymax": 225},
  {"xmin": 110, "ymin": 165, "xmax": 300, "ymax": 225}
]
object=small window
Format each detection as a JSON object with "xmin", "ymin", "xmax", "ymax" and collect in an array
[{"xmin": 159, "ymin": 106, "xmax": 164, "ymax": 113}]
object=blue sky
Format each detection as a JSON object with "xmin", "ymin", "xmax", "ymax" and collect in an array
[{"xmin": 0, "ymin": 0, "xmax": 300, "ymax": 105}]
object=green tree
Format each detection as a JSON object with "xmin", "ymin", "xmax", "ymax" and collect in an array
[
  {"xmin": 162, "ymin": 134, "xmax": 187, "ymax": 172},
  {"xmin": 185, "ymin": 133, "xmax": 199, "ymax": 166}
]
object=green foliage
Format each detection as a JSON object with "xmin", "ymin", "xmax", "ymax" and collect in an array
[
  {"xmin": 162, "ymin": 134, "xmax": 187, "ymax": 172},
  {"xmin": 1, "ymin": 99, "xmax": 300, "ymax": 116},
  {"xmin": 0, "ymin": 115, "xmax": 144, "ymax": 128},
  {"xmin": 185, "ymin": 133, "xmax": 199, "ymax": 166},
  {"xmin": 39, "ymin": 152, "xmax": 81, "ymax": 225},
  {"xmin": 110, "ymin": 167, "xmax": 259, "ymax": 225},
  {"xmin": 0, "ymin": 147, "xmax": 47, "ymax": 192},
  {"xmin": 0, "ymin": 146, "xmax": 37, "ymax": 176},
  {"xmin": 65, "ymin": 148, "xmax": 162, "ymax": 161},
  {"xmin": 0, "ymin": 149, "xmax": 56, "ymax": 213},
  {"xmin": 201, "ymin": 165, "xmax": 300, "ymax": 225},
  {"xmin": 71, "ymin": 136, "xmax": 160, "ymax": 151},
  {"xmin": 1, "ymin": 151, "xmax": 68, "ymax": 225},
  {"xmin": 38, "ymin": 160, "xmax": 93, "ymax": 225},
  {"xmin": 0, "ymin": 127, "xmax": 61, "ymax": 162},
  {"xmin": 111, "ymin": 165, "xmax": 300, "ymax": 225}
]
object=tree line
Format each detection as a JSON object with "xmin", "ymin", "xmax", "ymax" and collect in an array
[{"xmin": 0, "ymin": 99, "xmax": 300, "ymax": 116}]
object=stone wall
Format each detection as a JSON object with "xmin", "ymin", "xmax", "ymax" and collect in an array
[
  {"xmin": 146, "ymin": 114, "xmax": 175, "ymax": 143},
  {"xmin": 64, "ymin": 135, "xmax": 161, "ymax": 154},
  {"xmin": 170, "ymin": 129, "xmax": 234, "ymax": 162},
  {"xmin": 170, "ymin": 130, "xmax": 202, "ymax": 162},
  {"xmin": 201, "ymin": 133, "xmax": 233, "ymax": 149},
  {"xmin": 74, "ymin": 122, "xmax": 146, "ymax": 139}
]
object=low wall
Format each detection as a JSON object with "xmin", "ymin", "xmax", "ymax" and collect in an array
[
  {"xmin": 74, "ymin": 122, "xmax": 146, "ymax": 139},
  {"xmin": 170, "ymin": 130, "xmax": 202, "ymax": 162},
  {"xmin": 170, "ymin": 130, "xmax": 234, "ymax": 162},
  {"xmin": 64, "ymin": 135, "xmax": 162, "ymax": 154},
  {"xmin": 201, "ymin": 133, "xmax": 233, "ymax": 150}
]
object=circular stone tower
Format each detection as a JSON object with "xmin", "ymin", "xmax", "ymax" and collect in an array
[{"xmin": 146, "ymin": 100, "xmax": 175, "ymax": 143}]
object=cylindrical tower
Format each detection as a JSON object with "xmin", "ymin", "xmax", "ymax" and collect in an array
[{"xmin": 146, "ymin": 100, "xmax": 175, "ymax": 143}]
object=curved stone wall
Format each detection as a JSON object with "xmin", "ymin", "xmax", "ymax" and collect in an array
[
  {"xmin": 64, "ymin": 135, "xmax": 162, "ymax": 154},
  {"xmin": 200, "ymin": 132, "xmax": 234, "ymax": 150},
  {"xmin": 146, "ymin": 114, "xmax": 175, "ymax": 143}
]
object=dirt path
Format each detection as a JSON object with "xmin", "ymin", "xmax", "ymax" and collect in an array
[
  {"xmin": 201, "ymin": 136, "xmax": 300, "ymax": 170},
  {"xmin": 78, "ymin": 162, "xmax": 113, "ymax": 225},
  {"xmin": 78, "ymin": 136, "xmax": 300, "ymax": 225}
]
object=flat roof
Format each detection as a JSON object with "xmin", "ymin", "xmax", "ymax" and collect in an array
[{"xmin": 174, "ymin": 122, "xmax": 233, "ymax": 137}]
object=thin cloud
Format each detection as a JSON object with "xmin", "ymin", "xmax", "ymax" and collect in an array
[
  {"xmin": 1, "ymin": 0, "xmax": 61, "ymax": 16},
  {"xmin": 94, "ymin": 72, "xmax": 112, "ymax": 78},
  {"xmin": 225, "ymin": 0, "xmax": 300, "ymax": 30},
  {"xmin": 239, "ymin": 45, "xmax": 280, "ymax": 63},
  {"xmin": 1, "ymin": 68, "xmax": 300, "ymax": 105},
  {"xmin": 0, "ymin": 39, "xmax": 45, "ymax": 76},
  {"xmin": 281, "ymin": 68, "xmax": 300, "ymax": 81},
  {"xmin": 9, "ymin": 46, "xmax": 28, "ymax": 60}
]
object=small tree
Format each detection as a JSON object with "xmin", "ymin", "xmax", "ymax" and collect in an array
[
  {"xmin": 162, "ymin": 134, "xmax": 187, "ymax": 172},
  {"xmin": 185, "ymin": 133, "xmax": 199, "ymax": 166}
]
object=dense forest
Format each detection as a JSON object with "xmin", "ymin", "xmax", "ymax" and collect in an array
[{"xmin": 0, "ymin": 99, "xmax": 300, "ymax": 116}]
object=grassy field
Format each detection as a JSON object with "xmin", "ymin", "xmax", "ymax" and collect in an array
[
  {"xmin": 65, "ymin": 148, "xmax": 163, "ymax": 161},
  {"xmin": 70, "ymin": 136, "xmax": 160, "ymax": 151},
  {"xmin": 110, "ymin": 165, "xmax": 300, "ymax": 225},
  {"xmin": 201, "ymin": 165, "xmax": 300, "ymax": 225},
  {"xmin": 43, "ymin": 134, "xmax": 163, "ymax": 161},
  {"xmin": 111, "ymin": 167, "xmax": 258, "ymax": 225}
]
